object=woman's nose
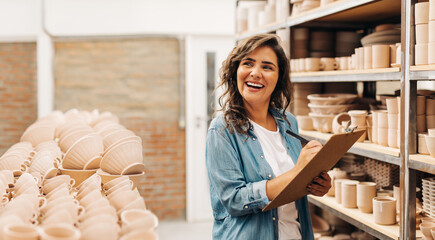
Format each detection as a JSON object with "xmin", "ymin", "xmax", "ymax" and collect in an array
[{"xmin": 250, "ymin": 66, "xmax": 261, "ymax": 79}]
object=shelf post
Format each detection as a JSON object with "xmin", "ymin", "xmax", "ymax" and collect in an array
[{"xmin": 400, "ymin": 0, "xmax": 417, "ymax": 239}]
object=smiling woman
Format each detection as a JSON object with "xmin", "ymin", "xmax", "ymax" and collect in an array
[{"xmin": 205, "ymin": 34, "xmax": 332, "ymax": 240}]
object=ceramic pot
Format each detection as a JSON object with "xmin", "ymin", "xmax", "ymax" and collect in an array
[
  {"xmin": 373, "ymin": 196, "xmax": 396, "ymax": 225},
  {"xmin": 377, "ymin": 127, "xmax": 388, "ymax": 146},
  {"xmin": 334, "ymin": 179, "xmax": 346, "ymax": 204},
  {"xmin": 327, "ymin": 168, "xmax": 348, "ymax": 196},
  {"xmin": 363, "ymin": 46, "xmax": 372, "ymax": 69},
  {"xmin": 417, "ymin": 96, "xmax": 427, "ymax": 115},
  {"xmin": 388, "ymin": 128, "xmax": 399, "ymax": 148},
  {"xmin": 372, "ymin": 45, "xmax": 390, "ymax": 68},
  {"xmin": 427, "ymin": 98, "xmax": 435, "ymax": 115},
  {"xmin": 341, "ymin": 180, "xmax": 359, "ymax": 208},
  {"xmin": 416, "ymin": 2, "xmax": 430, "ymax": 24},
  {"xmin": 296, "ymin": 115, "xmax": 314, "ymax": 131},
  {"xmin": 357, "ymin": 182, "xmax": 376, "ymax": 213},
  {"xmin": 417, "ymin": 114, "xmax": 427, "ymax": 133},
  {"xmin": 418, "ymin": 133, "xmax": 430, "ymax": 154},
  {"xmin": 348, "ymin": 110, "xmax": 368, "ymax": 127}
]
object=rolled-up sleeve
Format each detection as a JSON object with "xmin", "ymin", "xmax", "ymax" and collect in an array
[{"xmin": 206, "ymin": 127, "xmax": 270, "ymax": 217}]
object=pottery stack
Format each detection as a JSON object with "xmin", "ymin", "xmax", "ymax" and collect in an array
[
  {"xmin": 429, "ymin": 0, "xmax": 435, "ymax": 64},
  {"xmin": 310, "ymin": 30, "xmax": 334, "ymax": 58},
  {"xmin": 292, "ymin": 83, "xmax": 322, "ymax": 117},
  {"xmin": 415, "ymin": 2, "xmax": 430, "ymax": 65},
  {"xmin": 307, "ymin": 93, "xmax": 357, "ymax": 133},
  {"xmin": 291, "ymin": 28, "xmax": 309, "ymax": 59},
  {"xmin": 385, "ymin": 97, "xmax": 400, "ymax": 149}
]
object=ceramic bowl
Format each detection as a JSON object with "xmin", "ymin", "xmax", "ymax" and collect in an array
[
  {"xmin": 59, "ymin": 167, "xmax": 97, "ymax": 187},
  {"xmin": 59, "ymin": 128, "xmax": 94, "ymax": 153},
  {"xmin": 100, "ymin": 140, "xmax": 144, "ymax": 175},
  {"xmin": 425, "ymin": 135, "xmax": 435, "ymax": 157},
  {"xmin": 307, "ymin": 94, "xmax": 357, "ymax": 105},
  {"xmin": 308, "ymin": 113, "xmax": 335, "ymax": 133},
  {"xmin": 97, "ymin": 169, "xmax": 144, "ymax": 189},
  {"xmin": 296, "ymin": 115, "xmax": 314, "ymax": 131},
  {"xmin": 308, "ymin": 104, "xmax": 355, "ymax": 115},
  {"xmin": 62, "ymin": 133, "xmax": 104, "ymax": 170},
  {"xmin": 20, "ymin": 125, "xmax": 55, "ymax": 147},
  {"xmin": 102, "ymin": 129, "xmax": 136, "ymax": 149}
]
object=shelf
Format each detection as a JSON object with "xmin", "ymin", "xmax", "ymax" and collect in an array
[
  {"xmin": 409, "ymin": 154, "xmax": 435, "ymax": 175},
  {"xmin": 308, "ymin": 195, "xmax": 423, "ymax": 240},
  {"xmin": 410, "ymin": 65, "xmax": 435, "ymax": 81},
  {"xmin": 288, "ymin": 0, "xmax": 400, "ymax": 27},
  {"xmin": 291, "ymin": 68, "xmax": 400, "ymax": 82},
  {"xmin": 235, "ymin": 0, "xmax": 400, "ymax": 40},
  {"xmin": 236, "ymin": 20, "xmax": 287, "ymax": 40},
  {"xmin": 299, "ymin": 130, "xmax": 401, "ymax": 165}
]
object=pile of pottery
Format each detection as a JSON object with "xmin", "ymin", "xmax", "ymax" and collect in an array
[
  {"xmin": 291, "ymin": 0, "xmax": 337, "ymax": 16},
  {"xmin": 421, "ymin": 178, "xmax": 435, "ymax": 240},
  {"xmin": 371, "ymin": 97, "xmax": 400, "ymax": 148},
  {"xmin": 413, "ymin": 1, "xmax": 435, "ymax": 65},
  {"xmin": 417, "ymin": 96, "xmax": 435, "ymax": 156},
  {"xmin": 332, "ymin": 175, "xmax": 397, "ymax": 225},
  {"xmin": 0, "ymin": 170, "xmax": 157, "ymax": 239},
  {"xmin": 236, "ymin": 0, "xmax": 286, "ymax": 33},
  {"xmin": 0, "ymin": 109, "xmax": 154, "ymax": 238},
  {"xmin": 290, "ymin": 25, "xmax": 398, "ymax": 72},
  {"xmin": 306, "ymin": 93, "xmax": 357, "ymax": 133}
]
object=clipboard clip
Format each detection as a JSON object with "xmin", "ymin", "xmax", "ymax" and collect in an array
[{"xmin": 344, "ymin": 125, "xmax": 358, "ymax": 133}]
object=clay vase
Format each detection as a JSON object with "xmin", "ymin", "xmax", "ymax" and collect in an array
[
  {"xmin": 341, "ymin": 180, "xmax": 359, "ymax": 208},
  {"xmin": 373, "ymin": 197, "xmax": 397, "ymax": 225},
  {"xmin": 357, "ymin": 182, "xmax": 377, "ymax": 213}
]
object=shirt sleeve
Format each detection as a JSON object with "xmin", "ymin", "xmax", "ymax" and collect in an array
[{"xmin": 206, "ymin": 127, "xmax": 271, "ymax": 217}]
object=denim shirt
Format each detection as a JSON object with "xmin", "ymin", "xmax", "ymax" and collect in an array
[{"xmin": 205, "ymin": 108, "xmax": 314, "ymax": 240}]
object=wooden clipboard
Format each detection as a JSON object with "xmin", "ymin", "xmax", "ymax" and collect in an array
[{"xmin": 262, "ymin": 129, "xmax": 365, "ymax": 211}]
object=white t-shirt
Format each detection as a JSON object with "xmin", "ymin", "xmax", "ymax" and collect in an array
[{"xmin": 250, "ymin": 120, "xmax": 302, "ymax": 240}]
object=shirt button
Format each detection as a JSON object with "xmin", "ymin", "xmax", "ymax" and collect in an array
[
  {"xmin": 245, "ymin": 206, "xmax": 248, "ymax": 209},
  {"xmin": 252, "ymin": 137, "xmax": 256, "ymax": 141},
  {"xmin": 268, "ymin": 174, "xmax": 272, "ymax": 178},
  {"xmin": 273, "ymin": 217, "xmax": 276, "ymax": 221},
  {"xmin": 260, "ymin": 155, "xmax": 264, "ymax": 159}
]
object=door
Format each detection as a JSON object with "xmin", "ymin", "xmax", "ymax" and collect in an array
[{"xmin": 186, "ymin": 35, "xmax": 234, "ymax": 222}]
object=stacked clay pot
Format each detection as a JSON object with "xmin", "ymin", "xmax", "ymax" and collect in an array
[
  {"xmin": 307, "ymin": 93, "xmax": 357, "ymax": 133},
  {"xmin": 0, "ymin": 109, "xmax": 154, "ymax": 239}
]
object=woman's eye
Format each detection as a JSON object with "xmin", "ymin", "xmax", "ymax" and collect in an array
[
  {"xmin": 243, "ymin": 62, "xmax": 253, "ymax": 67},
  {"xmin": 263, "ymin": 65, "xmax": 272, "ymax": 70}
]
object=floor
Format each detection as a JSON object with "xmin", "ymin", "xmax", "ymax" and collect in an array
[{"xmin": 157, "ymin": 220, "xmax": 213, "ymax": 240}]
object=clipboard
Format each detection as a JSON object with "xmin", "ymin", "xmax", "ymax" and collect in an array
[{"xmin": 262, "ymin": 129, "xmax": 365, "ymax": 211}]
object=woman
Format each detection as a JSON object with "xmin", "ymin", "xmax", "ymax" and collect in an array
[{"xmin": 205, "ymin": 34, "xmax": 332, "ymax": 240}]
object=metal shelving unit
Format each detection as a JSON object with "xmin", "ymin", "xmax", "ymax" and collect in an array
[{"xmin": 235, "ymin": 0, "xmax": 434, "ymax": 239}]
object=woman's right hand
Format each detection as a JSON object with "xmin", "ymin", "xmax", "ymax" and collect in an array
[{"xmin": 295, "ymin": 140, "xmax": 323, "ymax": 169}]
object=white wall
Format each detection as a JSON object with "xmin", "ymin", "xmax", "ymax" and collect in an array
[
  {"xmin": 0, "ymin": 0, "xmax": 235, "ymax": 38},
  {"xmin": 0, "ymin": 0, "xmax": 39, "ymax": 41}
]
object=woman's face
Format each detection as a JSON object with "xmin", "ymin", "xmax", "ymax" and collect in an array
[{"xmin": 237, "ymin": 46, "xmax": 279, "ymax": 109}]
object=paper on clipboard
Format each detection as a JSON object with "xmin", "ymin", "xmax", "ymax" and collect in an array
[{"xmin": 262, "ymin": 129, "xmax": 365, "ymax": 212}]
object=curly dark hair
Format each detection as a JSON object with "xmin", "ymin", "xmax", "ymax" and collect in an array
[{"xmin": 215, "ymin": 34, "xmax": 293, "ymax": 135}]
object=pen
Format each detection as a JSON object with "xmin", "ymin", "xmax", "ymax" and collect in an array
[{"xmin": 286, "ymin": 130, "xmax": 310, "ymax": 144}]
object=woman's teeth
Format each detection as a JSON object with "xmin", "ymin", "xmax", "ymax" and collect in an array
[{"xmin": 246, "ymin": 82, "xmax": 264, "ymax": 89}]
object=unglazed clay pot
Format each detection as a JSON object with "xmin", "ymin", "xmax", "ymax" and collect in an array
[
  {"xmin": 296, "ymin": 115, "xmax": 314, "ymax": 131},
  {"xmin": 308, "ymin": 113, "xmax": 335, "ymax": 133},
  {"xmin": 335, "ymin": 179, "xmax": 346, "ymax": 204},
  {"xmin": 373, "ymin": 197, "xmax": 396, "ymax": 225},
  {"xmin": 357, "ymin": 182, "xmax": 377, "ymax": 213},
  {"xmin": 348, "ymin": 110, "xmax": 368, "ymax": 127},
  {"xmin": 341, "ymin": 180, "xmax": 359, "ymax": 208}
]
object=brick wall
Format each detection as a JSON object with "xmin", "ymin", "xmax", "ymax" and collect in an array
[
  {"xmin": 0, "ymin": 42, "xmax": 38, "ymax": 155},
  {"xmin": 53, "ymin": 37, "xmax": 185, "ymax": 220}
]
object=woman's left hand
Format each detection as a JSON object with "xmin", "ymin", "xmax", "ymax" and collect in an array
[{"xmin": 307, "ymin": 171, "xmax": 332, "ymax": 197}]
